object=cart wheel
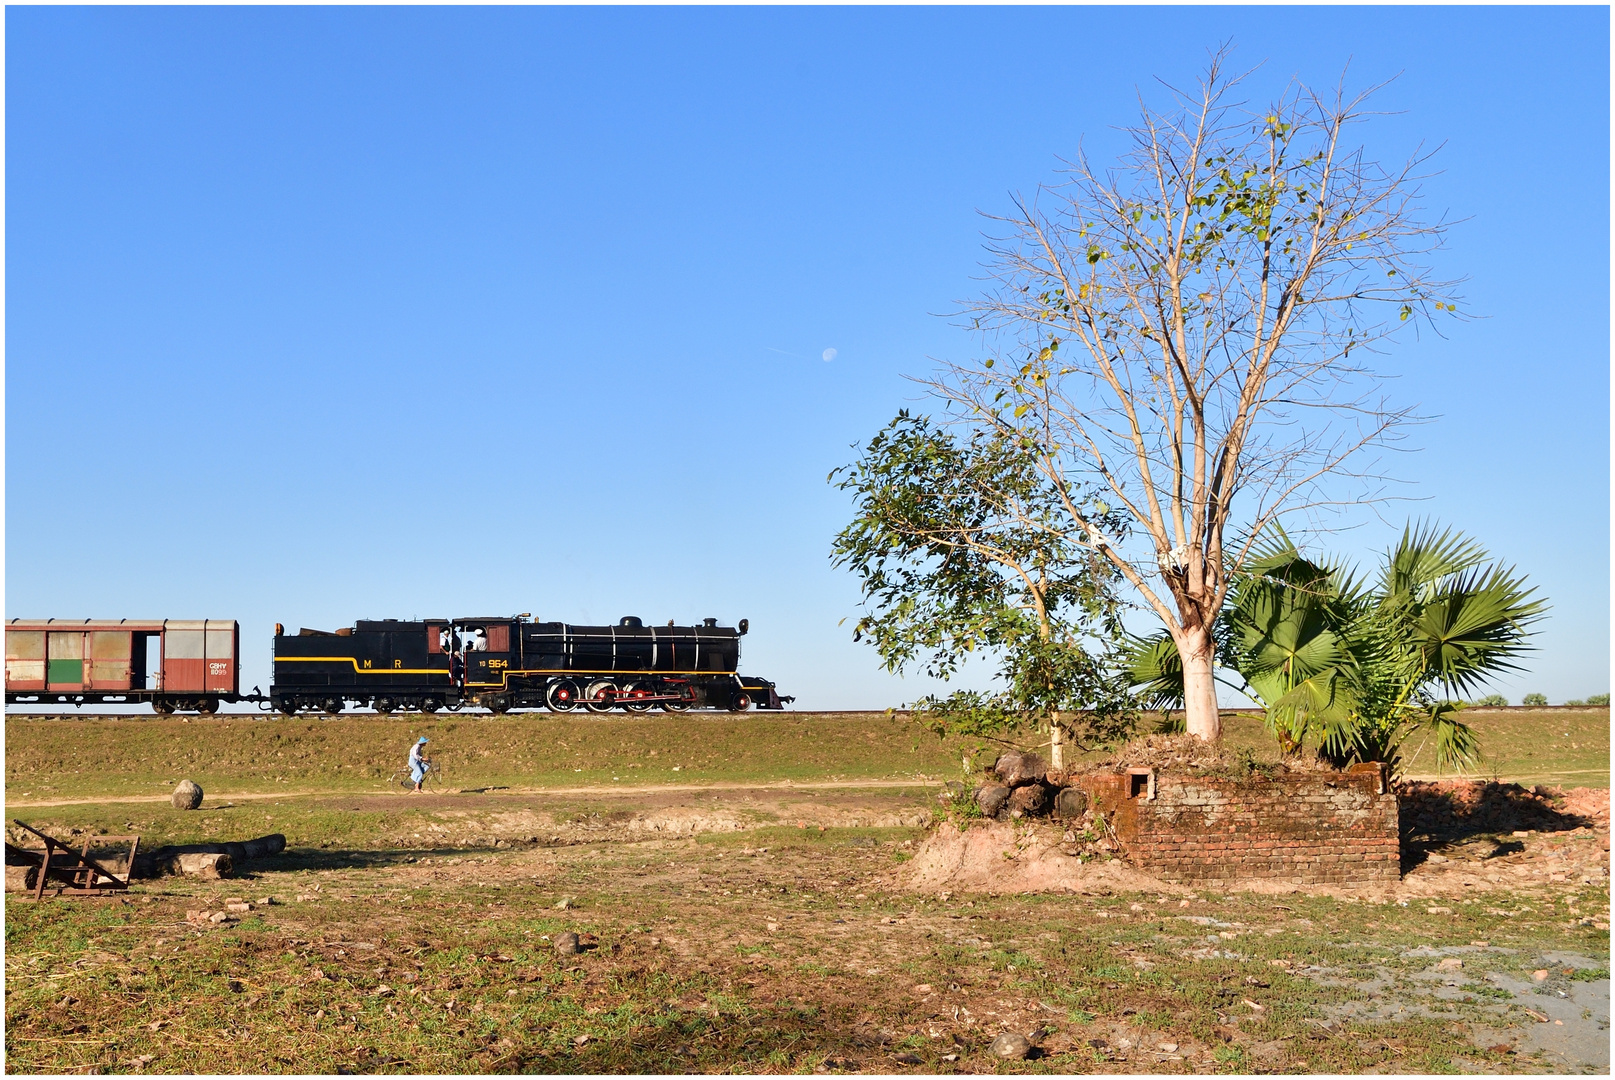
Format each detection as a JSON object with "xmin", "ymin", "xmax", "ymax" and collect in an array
[
  {"xmin": 374, "ymin": 697, "xmax": 396, "ymax": 715},
  {"xmin": 197, "ymin": 697, "xmax": 220, "ymax": 715},
  {"xmin": 152, "ymin": 698, "xmax": 175, "ymax": 716}
]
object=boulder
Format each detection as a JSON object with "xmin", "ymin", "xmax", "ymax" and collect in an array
[
  {"xmin": 554, "ymin": 932, "xmax": 581, "ymax": 956},
  {"xmin": 171, "ymin": 780, "xmax": 203, "ymax": 811},
  {"xmin": 1008, "ymin": 784, "xmax": 1051, "ymax": 817},
  {"xmin": 976, "ymin": 785, "xmax": 1011, "ymax": 818},
  {"xmin": 993, "ymin": 752, "xmax": 1048, "ymax": 788},
  {"xmin": 1053, "ymin": 787, "xmax": 1088, "ymax": 819}
]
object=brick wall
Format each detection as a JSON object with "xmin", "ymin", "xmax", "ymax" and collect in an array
[{"xmin": 1069, "ymin": 763, "xmax": 1399, "ymax": 886}]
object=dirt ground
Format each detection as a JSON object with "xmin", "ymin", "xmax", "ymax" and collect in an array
[{"xmin": 5, "ymin": 781, "xmax": 1608, "ymax": 1074}]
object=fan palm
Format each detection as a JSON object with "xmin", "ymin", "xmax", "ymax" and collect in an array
[{"xmin": 1124, "ymin": 522, "xmax": 1545, "ymax": 775}]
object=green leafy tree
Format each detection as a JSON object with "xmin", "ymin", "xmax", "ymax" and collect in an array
[
  {"xmin": 1126, "ymin": 522, "xmax": 1545, "ymax": 775},
  {"xmin": 830, "ymin": 412, "xmax": 1136, "ymax": 764},
  {"xmin": 1522, "ymin": 692, "xmax": 1548, "ymax": 706}
]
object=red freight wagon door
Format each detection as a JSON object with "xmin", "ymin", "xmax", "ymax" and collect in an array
[
  {"xmin": 162, "ymin": 621, "xmax": 206, "ymax": 692},
  {"xmin": 6, "ymin": 629, "xmax": 46, "ymax": 690},
  {"xmin": 89, "ymin": 631, "xmax": 134, "ymax": 691},
  {"xmin": 47, "ymin": 632, "xmax": 86, "ymax": 690},
  {"xmin": 204, "ymin": 621, "xmax": 237, "ymax": 693}
]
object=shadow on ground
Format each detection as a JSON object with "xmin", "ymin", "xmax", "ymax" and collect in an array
[{"xmin": 1398, "ymin": 781, "xmax": 1598, "ymax": 872}]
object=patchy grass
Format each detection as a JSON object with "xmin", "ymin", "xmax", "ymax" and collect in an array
[
  {"xmin": 6, "ymin": 790, "xmax": 1612, "ymax": 1075},
  {"xmin": 4, "ymin": 712, "xmax": 977, "ymax": 802},
  {"xmin": 1400, "ymin": 707, "xmax": 1610, "ymax": 788},
  {"xmin": 5, "ymin": 707, "xmax": 1607, "ymax": 1073},
  {"xmin": 1126, "ymin": 710, "xmax": 1610, "ymax": 788},
  {"xmin": 5, "ymin": 812, "xmax": 1607, "ymax": 1074},
  {"xmin": 7, "ymin": 707, "xmax": 1605, "ymax": 806}
]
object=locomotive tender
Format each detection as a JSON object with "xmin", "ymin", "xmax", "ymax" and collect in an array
[
  {"xmin": 273, "ymin": 614, "xmax": 783, "ymax": 715},
  {"xmin": 5, "ymin": 613, "xmax": 787, "ymax": 715}
]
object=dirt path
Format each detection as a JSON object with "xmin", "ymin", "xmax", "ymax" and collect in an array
[{"xmin": 4, "ymin": 777, "xmax": 940, "ymax": 809}]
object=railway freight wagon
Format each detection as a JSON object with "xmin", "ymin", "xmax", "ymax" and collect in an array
[
  {"xmin": 271, "ymin": 615, "xmax": 786, "ymax": 715},
  {"xmin": 4, "ymin": 619, "xmax": 243, "ymax": 713}
]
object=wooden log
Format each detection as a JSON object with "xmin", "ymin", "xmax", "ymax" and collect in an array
[{"xmin": 129, "ymin": 834, "xmax": 283, "ymax": 879}]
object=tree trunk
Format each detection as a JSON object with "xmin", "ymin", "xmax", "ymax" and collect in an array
[
  {"xmin": 1048, "ymin": 711, "xmax": 1064, "ymax": 771},
  {"xmin": 1178, "ymin": 625, "xmax": 1221, "ymax": 741}
]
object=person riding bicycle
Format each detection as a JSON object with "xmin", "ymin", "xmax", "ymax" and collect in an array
[{"xmin": 408, "ymin": 737, "xmax": 432, "ymax": 793}]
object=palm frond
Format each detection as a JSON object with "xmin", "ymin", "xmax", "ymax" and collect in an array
[
  {"xmin": 1382, "ymin": 519, "xmax": 1490, "ymax": 599},
  {"xmin": 1121, "ymin": 633, "xmax": 1184, "ymax": 711}
]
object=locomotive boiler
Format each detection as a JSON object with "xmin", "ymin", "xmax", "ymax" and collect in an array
[{"xmin": 270, "ymin": 614, "xmax": 786, "ymax": 715}]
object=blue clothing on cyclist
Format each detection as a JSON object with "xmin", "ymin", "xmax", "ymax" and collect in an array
[{"xmin": 409, "ymin": 737, "xmax": 430, "ymax": 788}]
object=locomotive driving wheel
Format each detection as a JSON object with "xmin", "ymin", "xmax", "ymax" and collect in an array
[
  {"xmin": 659, "ymin": 686, "xmax": 695, "ymax": 713},
  {"xmin": 584, "ymin": 680, "xmax": 618, "ymax": 714},
  {"xmin": 545, "ymin": 680, "xmax": 579, "ymax": 712},
  {"xmin": 620, "ymin": 681, "xmax": 655, "ymax": 713}
]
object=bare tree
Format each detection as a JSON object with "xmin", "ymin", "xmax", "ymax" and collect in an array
[{"xmin": 933, "ymin": 53, "xmax": 1459, "ymax": 741}]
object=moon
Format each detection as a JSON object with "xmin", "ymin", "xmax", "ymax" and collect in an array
[{"xmin": 822, "ymin": 348, "xmax": 837, "ymax": 362}]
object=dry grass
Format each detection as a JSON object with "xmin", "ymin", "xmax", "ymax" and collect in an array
[{"xmin": 5, "ymin": 708, "xmax": 1607, "ymax": 1073}]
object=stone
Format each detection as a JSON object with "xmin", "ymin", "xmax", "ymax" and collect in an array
[
  {"xmin": 1053, "ymin": 787, "xmax": 1088, "ymax": 818},
  {"xmin": 989, "ymin": 1032, "xmax": 1032, "ymax": 1059},
  {"xmin": 993, "ymin": 752, "xmax": 1048, "ymax": 788},
  {"xmin": 976, "ymin": 785, "xmax": 1011, "ymax": 817},
  {"xmin": 1158, "ymin": 1042, "xmax": 1179, "ymax": 1053},
  {"xmin": 892, "ymin": 1052, "xmax": 922, "ymax": 1065},
  {"xmin": 1007, "ymin": 784, "xmax": 1051, "ymax": 817},
  {"xmin": 1532, "ymin": 969, "xmax": 1550, "ymax": 981},
  {"xmin": 171, "ymin": 780, "xmax": 203, "ymax": 811},
  {"xmin": 1434, "ymin": 957, "xmax": 1463, "ymax": 971},
  {"xmin": 554, "ymin": 932, "xmax": 581, "ymax": 956}
]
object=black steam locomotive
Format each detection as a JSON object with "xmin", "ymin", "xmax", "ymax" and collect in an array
[{"xmin": 271, "ymin": 614, "xmax": 787, "ymax": 715}]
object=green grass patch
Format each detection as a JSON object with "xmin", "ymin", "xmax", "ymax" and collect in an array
[{"xmin": 4, "ymin": 712, "xmax": 977, "ymax": 802}]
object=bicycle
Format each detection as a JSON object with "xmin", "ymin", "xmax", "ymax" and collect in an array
[{"xmin": 388, "ymin": 760, "xmax": 445, "ymax": 793}]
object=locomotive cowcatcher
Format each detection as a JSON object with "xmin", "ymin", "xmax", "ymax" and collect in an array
[{"xmin": 271, "ymin": 614, "xmax": 787, "ymax": 715}]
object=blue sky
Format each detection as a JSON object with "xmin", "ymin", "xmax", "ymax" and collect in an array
[{"xmin": 7, "ymin": 6, "xmax": 1608, "ymax": 709}]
